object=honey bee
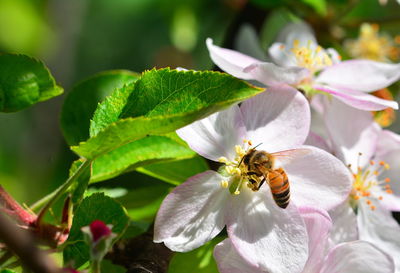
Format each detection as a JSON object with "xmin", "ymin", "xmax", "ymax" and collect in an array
[{"xmin": 241, "ymin": 148, "xmax": 291, "ymax": 209}]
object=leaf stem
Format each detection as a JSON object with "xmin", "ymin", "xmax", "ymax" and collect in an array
[
  {"xmin": 91, "ymin": 260, "xmax": 101, "ymax": 273},
  {"xmin": 36, "ymin": 159, "xmax": 92, "ymax": 226}
]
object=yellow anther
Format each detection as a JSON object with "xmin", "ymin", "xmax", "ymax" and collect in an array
[
  {"xmin": 225, "ymin": 166, "xmax": 234, "ymax": 174},
  {"xmin": 233, "ymin": 168, "xmax": 242, "ymax": 176},
  {"xmin": 370, "ymin": 160, "xmax": 375, "ymax": 165},
  {"xmin": 384, "ymin": 163, "xmax": 390, "ymax": 170},
  {"xmin": 218, "ymin": 157, "xmax": 228, "ymax": 163},
  {"xmin": 293, "ymin": 39, "xmax": 300, "ymax": 47},
  {"xmin": 235, "ymin": 145, "xmax": 245, "ymax": 156},
  {"xmin": 373, "ymin": 170, "xmax": 379, "ymax": 176},
  {"xmin": 234, "ymin": 190, "xmax": 240, "ymax": 195},
  {"xmin": 316, "ymin": 46, "xmax": 322, "ymax": 53},
  {"xmin": 220, "ymin": 180, "xmax": 229, "ymax": 188}
]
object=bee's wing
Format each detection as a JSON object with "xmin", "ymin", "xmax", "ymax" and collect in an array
[{"xmin": 271, "ymin": 148, "xmax": 311, "ymax": 165}]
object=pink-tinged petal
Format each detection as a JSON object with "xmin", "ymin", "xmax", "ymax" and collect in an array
[
  {"xmin": 214, "ymin": 239, "xmax": 262, "ymax": 273},
  {"xmin": 176, "ymin": 105, "xmax": 246, "ymax": 161},
  {"xmin": 316, "ymin": 60, "xmax": 400, "ymax": 92},
  {"xmin": 313, "ymin": 84, "xmax": 398, "ymax": 111},
  {"xmin": 281, "ymin": 146, "xmax": 352, "ymax": 211},
  {"xmin": 328, "ymin": 202, "xmax": 358, "ymax": 245},
  {"xmin": 358, "ymin": 201, "xmax": 400, "ymax": 272},
  {"xmin": 374, "ymin": 150, "xmax": 400, "ymax": 208},
  {"xmin": 206, "ymin": 38, "xmax": 260, "ymax": 80},
  {"xmin": 372, "ymin": 187, "xmax": 400, "ymax": 212},
  {"xmin": 305, "ymin": 131, "xmax": 331, "ymax": 153},
  {"xmin": 322, "ymin": 97, "xmax": 380, "ymax": 171},
  {"xmin": 243, "ymin": 63, "xmax": 309, "ymax": 86},
  {"xmin": 154, "ymin": 171, "xmax": 229, "ymax": 252},
  {"xmin": 299, "ymin": 207, "xmax": 332, "ymax": 273},
  {"xmin": 226, "ymin": 187, "xmax": 308, "ymax": 273},
  {"xmin": 240, "ymin": 85, "xmax": 310, "ymax": 153},
  {"xmin": 320, "ymin": 241, "xmax": 395, "ymax": 273},
  {"xmin": 376, "ymin": 130, "xmax": 400, "ymax": 158}
]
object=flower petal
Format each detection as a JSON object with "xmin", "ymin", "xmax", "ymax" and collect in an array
[
  {"xmin": 320, "ymin": 241, "xmax": 395, "ymax": 273},
  {"xmin": 226, "ymin": 187, "xmax": 308, "ymax": 273},
  {"xmin": 328, "ymin": 202, "xmax": 358, "ymax": 245},
  {"xmin": 358, "ymin": 201, "xmax": 400, "ymax": 272},
  {"xmin": 235, "ymin": 24, "xmax": 268, "ymax": 61},
  {"xmin": 275, "ymin": 22, "xmax": 317, "ymax": 48},
  {"xmin": 299, "ymin": 207, "xmax": 332, "ymax": 273},
  {"xmin": 376, "ymin": 130, "xmax": 400, "ymax": 158},
  {"xmin": 154, "ymin": 171, "xmax": 230, "ymax": 252},
  {"xmin": 281, "ymin": 145, "xmax": 352, "ymax": 211},
  {"xmin": 214, "ymin": 239, "xmax": 262, "ymax": 273},
  {"xmin": 305, "ymin": 131, "xmax": 331, "ymax": 153},
  {"xmin": 243, "ymin": 62, "xmax": 309, "ymax": 86},
  {"xmin": 313, "ymin": 84, "xmax": 398, "ymax": 111},
  {"xmin": 176, "ymin": 104, "xmax": 246, "ymax": 161},
  {"xmin": 316, "ymin": 60, "xmax": 400, "ymax": 92},
  {"xmin": 206, "ymin": 38, "xmax": 260, "ymax": 80},
  {"xmin": 322, "ymin": 97, "xmax": 380, "ymax": 171},
  {"xmin": 240, "ymin": 85, "xmax": 310, "ymax": 153}
]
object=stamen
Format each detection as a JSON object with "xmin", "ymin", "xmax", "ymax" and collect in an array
[
  {"xmin": 385, "ymin": 178, "xmax": 391, "ymax": 183},
  {"xmin": 218, "ymin": 157, "xmax": 228, "ymax": 163},
  {"xmin": 220, "ymin": 180, "xmax": 229, "ymax": 188}
]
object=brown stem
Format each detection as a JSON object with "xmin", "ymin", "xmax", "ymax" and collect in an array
[
  {"xmin": 0, "ymin": 213, "xmax": 64, "ymax": 273},
  {"xmin": 0, "ymin": 185, "xmax": 37, "ymax": 225}
]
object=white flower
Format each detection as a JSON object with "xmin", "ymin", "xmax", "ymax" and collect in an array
[
  {"xmin": 214, "ymin": 207, "xmax": 395, "ymax": 273},
  {"xmin": 154, "ymin": 87, "xmax": 352, "ymax": 273},
  {"xmin": 206, "ymin": 22, "xmax": 399, "ymax": 111},
  {"xmin": 307, "ymin": 97, "xmax": 400, "ymax": 271}
]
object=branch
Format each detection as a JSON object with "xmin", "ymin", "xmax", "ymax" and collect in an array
[{"xmin": 0, "ymin": 213, "xmax": 64, "ymax": 273}]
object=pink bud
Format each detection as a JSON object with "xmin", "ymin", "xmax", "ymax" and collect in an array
[{"xmin": 89, "ymin": 220, "xmax": 111, "ymax": 242}]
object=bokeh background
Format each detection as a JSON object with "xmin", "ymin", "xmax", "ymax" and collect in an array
[{"xmin": 0, "ymin": 0, "xmax": 400, "ymax": 226}]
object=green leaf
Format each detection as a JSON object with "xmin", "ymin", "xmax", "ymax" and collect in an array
[
  {"xmin": 61, "ymin": 70, "xmax": 139, "ymax": 146},
  {"xmin": 0, "ymin": 54, "xmax": 63, "ymax": 112},
  {"xmin": 301, "ymin": 0, "xmax": 327, "ymax": 16},
  {"xmin": 101, "ymin": 260, "xmax": 126, "ymax": 273},
  {"xmin": 69, "ymin": 159, "xmax": 92, "ymax": 205},
  {"xmin": 0, "ymin": 270, "xmax": 17, "ymax": 273},
  {"xmin": 90, "ymin": 134, "xmax": 196, "ymax": 183},
  {"xmin": 63, "ymin": 193, "xmax": 129, "ymax": 268},
  {"xmin": 168, "ymin": 237, "xmax": 223, "ymax": 273},
  {"xmin": 118, "ymin": 182, "xmax": 170, "ymax": 222},
  {"xmin": 73, "ymin": 68, "xmax": 262, "ymax": 159},
  {"xmin": 137, "ymin": 156, "xmax": 209, "ymax": 185}
]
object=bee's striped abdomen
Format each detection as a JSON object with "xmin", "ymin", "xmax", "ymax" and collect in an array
[{"xmin": 268, "ymin": 168, "xmax": 290, "ymax": 209}]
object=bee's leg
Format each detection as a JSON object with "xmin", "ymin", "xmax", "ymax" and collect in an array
[
  {"xmin": 247, "ymin": 171, "xmax": 258, "ymax": 176},
  {"xmin": 256, "ymin": 178, "xmax": 266, "ymax": 191}
]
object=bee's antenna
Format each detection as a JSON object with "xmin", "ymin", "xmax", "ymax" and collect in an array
[{"xmin": 253, "ymin": 143, "xmax": 263, "ymax": 149}]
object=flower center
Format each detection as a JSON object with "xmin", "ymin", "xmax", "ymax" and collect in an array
[
  {"xmin": 217, "ymin": 140, "xmax": 266, "ymax": 195},
  {"xmin": 282, "ymin": 39, "xmax": 334, "ymax": 74},
  {"xmin": 349, "ymin": 154, "xmax": 393, "ymax": 210},
  {"xmin": 345, "ymin": 23, "xmax": 400, "ymax": 62}
]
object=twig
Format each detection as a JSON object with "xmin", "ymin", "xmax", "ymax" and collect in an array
[
  {"xmin": 36, "ymin": 159, "xmax": 91, "ymax": 225},
  {"xmin": 0, "ymin": 213, "xmax": 63, "ymax": 273}
]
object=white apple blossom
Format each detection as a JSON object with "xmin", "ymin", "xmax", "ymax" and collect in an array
[
  {"xmin": 206, "ymin": 22, "xmax": 400, "ymax": 111},
  {"xmin": 154, "ymin": 87, "xmax": 352, "ymax": 273},
  {"xmin": 214, "ymin": 207, "xmax": 395, "ymax": 273},
  {"xmin": 306, "ymin": 97, "xmax": 400, "ymax": 271}
]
